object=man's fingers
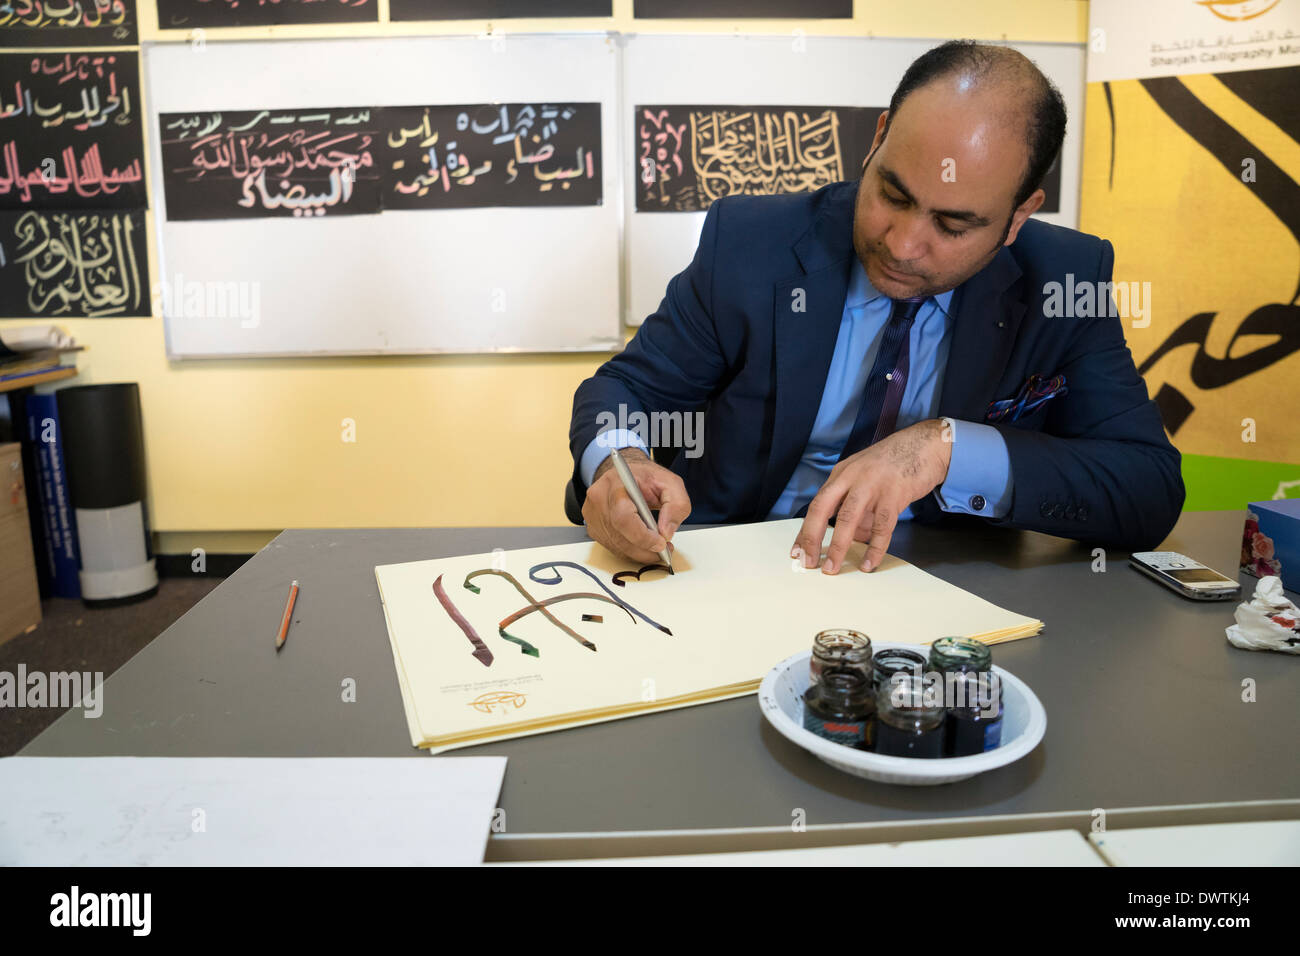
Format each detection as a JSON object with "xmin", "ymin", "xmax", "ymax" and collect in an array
[
  {"xmin": 583, "ymin": 460, "xmax": 687, "ymax": 564},
  {"xmin": 608, "ymin": 525, "xmax": 665, "ymax": 565},
  {"xmin": 654, "ymin": 479, "xmax": 692, "ymax": 541},
  {"xmin": 862, "ymin": 506, "xmax": 899, "ymax": 572},
  {"xmin": 604, "ymin": 506, "xmax": 665, "ymax": 564},
  {"xmin": 824, "ymin": 489, "xmax": 871, "ymax": 574},
  {"xmin": 792, "ymin": 489, "xmax": 840, "ymax": 569},
  {"xmin": 621, "ymin": 461, "xmax": 688, "ymax": 543},
  {"xmin": 610, "ymin": 492, "xmax": 667, "ymax": 555}
]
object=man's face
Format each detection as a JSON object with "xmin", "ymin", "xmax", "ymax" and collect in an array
[{"xmin": 853, "ymin": 79, "xmax": 1044, "ymax": 299}]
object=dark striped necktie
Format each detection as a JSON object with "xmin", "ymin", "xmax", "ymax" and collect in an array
[{"xmin": 839, "ymin": 296, "xmax": 926, "ymax": 460}]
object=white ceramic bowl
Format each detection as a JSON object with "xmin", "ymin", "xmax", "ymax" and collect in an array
[{"xmin": 758, "ymin": 643, "xmax": 1047, "ymax": 785}]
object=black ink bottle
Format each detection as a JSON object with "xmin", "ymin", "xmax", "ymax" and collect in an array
[
  {"xmin": 945, "ymin": 672, "xmax": 1003, "ymax": 756},
  {"xmin": 873, "ymin": 673, "xmax": 945, "ymax": 758},
  {"xmin": 803, "ymin": 668, "xmax": 873, "ymax": 749},
  {"xmin": 929, "ymin": 636, "xmax": 1003, "ymax": 756}
]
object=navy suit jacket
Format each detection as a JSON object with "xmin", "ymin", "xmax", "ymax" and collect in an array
[{"xmin": 570, "ymin": 179, "xmax": 1184, "ymax": 552}]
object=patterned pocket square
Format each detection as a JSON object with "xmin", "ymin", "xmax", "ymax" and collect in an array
[{"xmin": 986, "ymin": 374, "xmax": 1068, "ymax": 423}]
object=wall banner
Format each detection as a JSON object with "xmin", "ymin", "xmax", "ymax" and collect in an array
[{"xmin": 1082, "ymin": 0, "xmax": 1300, "ymax": 506}]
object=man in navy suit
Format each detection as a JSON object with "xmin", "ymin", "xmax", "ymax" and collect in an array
[{"xmin": 569, "ymin": 40, "xmax": 1183, "ymax": 572}]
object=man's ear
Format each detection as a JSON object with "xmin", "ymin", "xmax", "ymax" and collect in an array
[
  {"xmin": 872, "ymin": 109, "xmax": 890, "ymax": 147},
  {"xmin": 1003, "ymin": 188, "xmax": 1045, "ymax": 246},
  {"xmin": 861, "ymin": 110, "xmax": 890, "ymax": 175}
]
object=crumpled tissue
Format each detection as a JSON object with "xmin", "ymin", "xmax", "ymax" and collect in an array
[{"xmin": 1225, "ymin": 575, "xmax": 1300, "ymax": 654}]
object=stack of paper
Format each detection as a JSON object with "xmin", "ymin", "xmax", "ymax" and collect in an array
[
  {"xmin": 0, "ymin": 324, "xmax": 77, "ymax": 353},
  {"xmin": 376, "ymin": 518, "xmax": 1043, "ymax": 752}
]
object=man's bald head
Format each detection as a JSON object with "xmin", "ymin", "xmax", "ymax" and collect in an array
[{"xmin": 882, "ymin": 40, "xmax": 1066, "ymax": 208}]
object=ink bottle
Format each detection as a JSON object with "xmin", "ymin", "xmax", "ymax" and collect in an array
[
  {"xmin": 928, "ymin": 636, "xmax": 1002, "ymax": 756},
  {"xmin": 870, "ymin": 647, "xmax": 928, "ymax": 693},
  {"xmin": 946, "ymin": 672, "xmax": 1004, "ymax": 756},
  {"xmin": 803, "ymin": 668, "xmax": 873, "ymax": 749},
  {"xmin": 809, "ymin": 629, "xmax": 873, "ymax": 688},
  {"xmin": 928, "ymin": 635, "xmax": 992, "ymax": 676},
  {"xmin": 873, "ymin": 673, "xmax": 945, "ymax": 758}
]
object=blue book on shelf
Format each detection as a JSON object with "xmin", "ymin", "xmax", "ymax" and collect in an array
[{"xmin": 24, "ymin": 394, "xmax": 81, "ymax": 600}]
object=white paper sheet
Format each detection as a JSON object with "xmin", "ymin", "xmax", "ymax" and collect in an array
[{"xmin": 0, "ymin": 756, "xmax": 506, "ymax": 866}]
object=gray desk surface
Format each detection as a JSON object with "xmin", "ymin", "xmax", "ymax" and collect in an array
[{"xmin": 22, "ymin": 511, "xmax": 1299, "ymax": 836}]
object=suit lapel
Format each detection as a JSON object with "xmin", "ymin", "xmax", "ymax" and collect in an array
[
  {"xmin": 936, "ymin": 246, "xmax": 1026, "ymax": 423},
  {"xmin": 755, "ymin": 182, "xmax": 858, "ymax": 519},
  {"xmin": 910, "ymin": 247, "xmax": 1026, "ymax": 524},
  {"xmin": 758, "ymin": 262, "xmax": 853, "ymax": 517}
]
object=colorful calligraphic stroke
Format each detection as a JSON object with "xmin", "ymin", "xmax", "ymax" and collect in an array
[
  {"xmin": 432, "ymin": 573, "xmax": 493, "ymax": 667},
  {"xmin": 528, "ymin": 561, "xmax": 672, "ymax": 636},
  {"xmin": 464, "ymin": 568, "xmax": 629, "ymax": 655}
]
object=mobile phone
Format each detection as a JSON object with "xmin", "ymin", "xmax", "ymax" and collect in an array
[{"xmin": 1130, "ymin": 551, "xmax": 1242, "ymax": 601}]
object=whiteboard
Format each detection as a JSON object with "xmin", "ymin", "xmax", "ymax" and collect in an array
[
  {"xmin": 144, "ymin": 34, "xmax": 623, "ymax": 358},
  {"xmin": 622, "ymin": 34, "xmax": 1086, "ymax": 326}
]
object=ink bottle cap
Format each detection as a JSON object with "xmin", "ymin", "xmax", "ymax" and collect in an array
[
  {"xmin": 810, "ymin": 629, "xmax": 872, "ymax": 687},
  {"xmin": 870, "ymin": 647, "xmax": 927, "ymax": 691},
  {"xmin": 928, "ymin": 636, "xmax": 992, "ymax": 675}
]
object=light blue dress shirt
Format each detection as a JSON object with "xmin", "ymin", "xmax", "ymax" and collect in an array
[{"xmin": 581, "ymin": 257, "xmax": 1014, "ymax": 521}]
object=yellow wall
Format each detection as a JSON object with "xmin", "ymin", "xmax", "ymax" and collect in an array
[{"xmin": 3, "ymin": 2, "xmax": 1086, "ymax": 551}]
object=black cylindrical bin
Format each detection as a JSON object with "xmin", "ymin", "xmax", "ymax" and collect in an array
[{"xmin": 55, "ymin": 383, "xmax": 158, "ymax": 606}]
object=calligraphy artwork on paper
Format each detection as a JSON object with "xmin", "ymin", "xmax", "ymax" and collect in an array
[
  {"xmin": 448, "ymin": 559, "xmax": 675, "ymax": 659},
  {"xmin": 378, "ymin": 102, "xmax": 602, "ymax": 209},
  {"xmin": 0, "ymin": 52, "xmax": 147, "ymax": 211},
  {"xmin": 634, "ymin": 104, "xmax": 878, "ymax": 212},
  {"xmin": 0, "ymin": 207, "xmax": 148, "ymax": 316},
  {"xmin": 158, "ymin": 108, "xmax": 382, "ymax": 220},
  {"xmin": 156, "ymin": 0, "xmax": 374, "ymax": 28},
  {"xmin": 0, "ymin": 0, "xmax": 137, "ymax": 45}
]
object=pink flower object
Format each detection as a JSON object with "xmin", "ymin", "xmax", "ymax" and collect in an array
[
  {"xmin": 1252, "ymin": 533, "xmax": 1276, "ymax": 561},
  {"xmin": 1242, "ymin": 514, "xmax": 1261, "ymax": 570},
  {"xmin": 1255, "ymin": 557, "xmax": 1281, "ymax": 578}
]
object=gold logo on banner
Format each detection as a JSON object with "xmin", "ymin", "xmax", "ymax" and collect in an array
[{"xmin": 1196, "ymin": 1, "xmax": 1281, "ymax": 22}]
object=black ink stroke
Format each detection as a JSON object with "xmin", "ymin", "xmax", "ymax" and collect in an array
[{"xmin": 528, "ymin": 561, "xmax": 673, "ymax": 636}]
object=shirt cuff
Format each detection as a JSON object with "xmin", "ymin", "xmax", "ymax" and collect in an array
[
  {"xmin": 932, "ymin": 418, "xmax": 1014, "ymax": 518},
  {"xmin": 579, "ymin": 429, "xmax": 650, "ymax": 488}
]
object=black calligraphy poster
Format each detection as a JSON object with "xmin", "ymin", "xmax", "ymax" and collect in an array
[
  {"xmin": 158, "ymin": 108, "xmax": 383, "ymax": 220},
  {"xmin": 391, "ymin": 0, "xmax": 609, "ymax": 19},
  {"xmin": 635, "ymin": 104, "xmax": 877, "ymax": 212},
  {"xmin": 0, "ymin": 207, "xmax": 149, "ymax": 317},
  {"xmin": 155, "ymin": 0, "xmax": 375, "ymax": 28},
  {"xmin": 0, "ymin": 0, "xmax": 137, "ymax": 45},
  {"xmin": 634, "ymin": 0, "xmax": 850, "ymax": 16},
  {"xmin": 378, "ymin": 102, "xmax": 601, "ymax": 209},
  {"xmin": 0, "ymin": 52, "xmax": 147, "ymax": 212}
]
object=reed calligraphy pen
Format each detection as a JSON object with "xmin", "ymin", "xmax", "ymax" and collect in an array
[{"xmin": 609, "ymin": 448, "xmax": 675, "ymax": 574}]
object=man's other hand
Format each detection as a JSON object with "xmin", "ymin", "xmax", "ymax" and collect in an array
[
  {"xmin": 791, "ymin": 419, "xmax": 954, "ymax": 574},
  {"xmin": 582, "ymin": 448, "xmax": 692, "ymax": 564}
]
